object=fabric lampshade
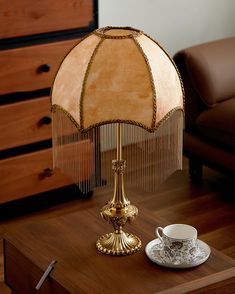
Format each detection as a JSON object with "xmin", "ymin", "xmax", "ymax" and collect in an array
[
  {"xmin": 52, "ymin": 27, "xmax": 183, "ymax": 131},
  {"xmin": 51, "ymin": 27, "xmax": 184, "ymax": 194}
]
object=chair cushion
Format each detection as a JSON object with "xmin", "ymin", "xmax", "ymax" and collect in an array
[
  {"xmin": 181, "ymin": 37, "xmax": 235, "ymax": 107},
  {"xmin": 196, "ymin": 97, "xmax": 235, "ymax": 149}
]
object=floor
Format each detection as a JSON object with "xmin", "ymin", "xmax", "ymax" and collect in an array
[{"xmin": 0, "ymin": 158, "xmax": 234, "ymax": 293}]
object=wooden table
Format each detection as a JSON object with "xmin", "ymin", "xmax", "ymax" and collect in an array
[{"xmin": 3, "ymin": 205, "xmax": 235, "ymax": 293}]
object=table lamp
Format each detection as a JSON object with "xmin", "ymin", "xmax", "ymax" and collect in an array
[{"xmin": 51, "ymin": 27, "xmax": 184, "ymax": 256}]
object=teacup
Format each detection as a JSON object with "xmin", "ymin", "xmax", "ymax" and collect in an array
[{"xmin": 156, "ymin": 224, "xmax": 200, "ymax": 264}]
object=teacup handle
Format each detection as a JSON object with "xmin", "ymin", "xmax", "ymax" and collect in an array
[{"xmin": 156, "ymin": 227, "xmax": 164, "ymax": 241}]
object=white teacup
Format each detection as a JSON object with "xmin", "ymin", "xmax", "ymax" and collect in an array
[{"xmin": 156, "ymin": 224, "xmax": 200, "ymax": 264}]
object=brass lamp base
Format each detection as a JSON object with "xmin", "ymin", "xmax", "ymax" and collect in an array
[
  {"xmin": 96, "ymin": 231, "xmax": 141, "ymax": 256},
  {"xmin": 96, "ymin": 123, "xmax": 141, "ymax": 256},
  {"xmin": 96, "ymin": 203, "xmax": 141, "ymax": 256}
]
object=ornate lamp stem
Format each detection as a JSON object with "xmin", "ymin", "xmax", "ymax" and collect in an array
[
  {"xmin": 96, "ymin": 123, "xmax": 141, "ymax": 255},
  {"xmin": 110, "ymin": 123, "xmax": 129, "ymax": 209}
]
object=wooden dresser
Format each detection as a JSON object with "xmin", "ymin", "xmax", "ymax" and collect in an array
[{"xmin": 0, "ymin": 0, "xmax": 98, "ymax": 204}]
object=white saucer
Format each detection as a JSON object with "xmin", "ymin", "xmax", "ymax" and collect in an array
[{"xmin": 145, "ymin": 238, "xmax": 210, "ymax": 269}]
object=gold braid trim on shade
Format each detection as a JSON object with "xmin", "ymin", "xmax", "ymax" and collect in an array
[
  {"xmin": 132, "ymin": 37, "xmax": 157, "ymax": 129},
  {"xmin": 94, "ymin": 26, "xmax": 143, "ymax": 39},
  {"xmin": 79, "ymin": 38, "xmax": 105, "ymax": 129},
  {"xmin": 51, "ymin": 103, "xmax": 183, "ymax": 133},
  {"xmin": 145, "ymin": 33, "xmax": 185, "ymax": 108},
  {"xmin": 49, "ymin": 31, "xmax": 94, "ymax": 105}
]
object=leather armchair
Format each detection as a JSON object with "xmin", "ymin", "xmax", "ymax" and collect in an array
[{"xmin": 173, "ymin": 37, "xmax": 235, "ymax": 180}]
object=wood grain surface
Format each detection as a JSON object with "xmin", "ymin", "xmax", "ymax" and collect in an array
[
  {"xmin": 0, "ymin": 158, "xmax": 234, "ymax": 293},
  {"xmin": 0, "ymin": 0, "xmax": 93, "ymax": 39},
  {"xmin": 3, "ymin": 204, "xmax": 235, "ymax": 293}
]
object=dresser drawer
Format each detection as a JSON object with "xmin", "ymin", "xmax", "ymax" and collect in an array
[
  {"xmin": 0, "ymin": 143, "xmax": 93, "ymax": 204},
  {"xmin": 0, "ymin": 0, "xmax": 94, "ymax": 39},
  {"xmin": 0, "ymin": 39, "xmax": 80, "ymax": 95},
  {"xmin": 0, "ymin": 96, "xmax": 52, "ymax": 150},
  {"xmin": 0, "ymin": 148, "xmax": 70, "ymax": 203}
]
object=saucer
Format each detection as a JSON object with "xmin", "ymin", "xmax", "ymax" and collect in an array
[{"xmin": 145, "ymin": 238, "xmax": 210, "ymax": 269}]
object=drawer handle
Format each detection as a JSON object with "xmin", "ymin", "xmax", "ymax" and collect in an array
[
  {"xmin": 39, "ymin": 64, "xmax": 51, "ymax": 73},
  {"xmin": 35, "ymin": 260, "xmax": 57, "ymax": 290},
  {"xmin": 39, "ymin": 168, "xmax": 54, "ymax": 179},
  {"xmin": 40, "ymin": 116, "xmax": 52, "ymax": 125}
]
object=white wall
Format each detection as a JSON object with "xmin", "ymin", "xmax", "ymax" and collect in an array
[{"xmin": 99, "ymin": 0, "xmax": 235, "ymax": 55}]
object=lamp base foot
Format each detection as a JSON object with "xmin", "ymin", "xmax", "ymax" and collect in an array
[{"xmin": 96, "ymin": 231, "xmax": 141, "ymax": 255}]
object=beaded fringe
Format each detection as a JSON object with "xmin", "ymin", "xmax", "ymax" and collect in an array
[{"xmin": 52, "ymin": 110, "xmax": 183, "ymax": 194}]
